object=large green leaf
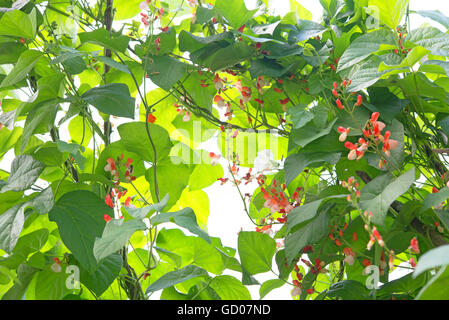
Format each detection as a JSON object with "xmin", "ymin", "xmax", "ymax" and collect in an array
[
  {"xmin": 284, "ymin": 152, "xmax": 341, "ymax": 187},
  {"xmin": 327, "ymin": 280, "xmax": 369, "ymax": 300},
  {"xmin": 125, "ymin": 194, "xmax": 169, "ymax": 219},
  {"xmin": 48, "ymin": 191, "xmax": 111, "ymax": 273},
  {"xmin": 151, "ymin": 207, "xmax": 210, "ymax": 243},
  {"xmin": 0, "ymin": 204, "xmax": 25, "ymax": 253},
  {"xmin": 337, "ymin": 29, "xmax": 396, "ymax": 72},
  {"xmin": 0, "ymin": 42, "xmax": 26, "ymax": 64},
  {"xmin": 0, "ymin": 50, "xmax": 43, "ymax": 88},
  {"xmin": 188, "ymin": 163, "xmax": 224, "ymax": 191},
  {"xmin": 238, "ymin": 231, "xmax": 276, "ymax": 275},
  {"xmin": 359, "ymin": 168, "xmax": 415, "ymax": 226},
  {"xmin": 145, "ymin": 56, "xmax": 188, "ymax": 91},
  {"xmin": 93, "ymin": 219, "xmax": 147, "ymax": 263},
  {"xmin": 285, "ymin": 210, "xmax": 330, "ymax": 262},
  {"xmin": 414, "ymin": 245, "xmax": 449, "ymax": 276},
  {"xmin": 34, "ymin": 267, "xmax": 70, "ymax": 300},
  {"xmin": 118, "ymin": 122, "xmax": 172, "ymax": 163},
  {"xmin": 416, "ymin": 265, "xmax": 449, "ymax": 300},
  {"xmin": 1, "ymin": 264, "xmax": 38, "ymax": 300},
  {"xmin": 156, "ymin": 228, "xmax": 224, "ymax": 275},
  {"xmin": 1, "ymin": 155, "xmax": 45, "ymax": 193},
  {"xmin": 288, "ymin": 20, "xmax": 326, "ymax": 42},
  {"xmin": 368, "ymin": 0, "xmax": 409, "ymax": 29},
  {"xmin": 78, "ymin": 29, "xmax": 130, "ymax": 53},
  {"xmin": 214, "ymin": 0, "xmax": 258, "ymax": 29},
  {"xmin": 0, "ymin": 9, "xmax": 37, "ymax": 39},
  {"xmin": 76, "ymin": 253, "xmax": 122, "ymax": 297},
  {"xmin": 145, "ymin": 158, "xmax": 192, "ymax": 210},
  {"xmin": 209, "ymin": 275, "xmax": 252, "ymax": 300},
  {"xmin": 178, "ymin": 31, "xmax": 234, "ymax": 53},
  {"xmin": 193, "ymin": 42, "xmax": 254, "ymax": 72},
  {"xmin": 21, "ymin": 100, "xmax": 59, "ymax": 152},
  {"xmin": 406, "ymin": 27, "xmax": 449, "ymax": 55},
  {"xmin": 145, "ymin": 265, "xmax": 208, "ymax": 294},
  {"xmin": 81, "ymin": 83, "xmax": 135, "ymax": 119},
  {"xmin": 259, "ymin": 279, "xmax": 285, "ymax": 299},
  {"xmin": 413, "ymin": 10, "xmax": 449, "ymax": 29}
]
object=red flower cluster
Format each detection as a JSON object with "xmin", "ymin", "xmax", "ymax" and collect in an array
[
  {"xmin": 341, "ymin": 112, "xmax": 399, "ymax": 168},
  {"xmin": 260, "ymin": 179, "xmax": 294, "ymax": 215}
]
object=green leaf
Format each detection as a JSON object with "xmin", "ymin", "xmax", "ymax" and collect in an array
[
  {"xmin": 81, "ymin": 83, "xmax": 135, "ymax": 119},
  {"xmin": 0, "ymin": 9, "xmax": 37, "ymax": 39},
  {"xmin": 359, "ymin": 168, "xmax": 415, "ymax": 226},
  {"xmin": 96, "ymin": 56, "xmax": 130, "ymax": 74},
  {"xmin": 288, "ymin": 20, "xmax": 325, "ymax": 42},
  {"xmin": 0, "ymin": 204, "xmax": 25, "ymax": 253},
  {"xmin": 413, "ymin": 10, "xmax": 449, "ymax": 29},
  {"xmin": 194, "ymin": 42, "xmax": 254, "ymax": 72},
  {"xmin": 49, "ymin": 190, "xmax": 111, "ymax": 273},
  {"xmin": 214, "ymin": 0, "xmax": 258, "ymax": 29},
  {"xmin": 178, "ymin": 31, "xmax": 234, "ymax": 53},
  {"xmin": 150, "ymin": 207, "xmax": 210, "ymax": 243},
  {"xmin": 114, "ymin": 0, "xmax": 142, "ymax": 20},
  {"xmin": 0, "ymin": 42, "xmax": 26, "ymax": 64},
  {"xmin": 26, "ymin": 188, "xmax": 54, "ymax": 215},
  {"xmin": 2, "ymin": 264, "xmax": 38, "ymax": 300},
  {"xmin": 1, "ymin": 155, "xmax": 45, "ymax": 193},
  {"xmin": 0, "ymin": 50, "xmax": 43, "ymax": 88},
  {"xmin": 337, "ymin": 29, "xmax": 396, "ymax": 72},
  {"xmin": 368, "ymin": 0, "xmax": 409, "ymax": 29},
  {"xmin": 76, "ymin": 253, "xmax": 122, "ymax": 297},
  {"xmin": 406, "ymin": 27, "xmax": 449, "ymax": 55},
  {"xmin": 327, "ymin": 280, "xmax": 369, "ymax": 300},
  {"xmin": 421, "ymin": 187, "xmax": 449, "ymax": 212},
  {"xmin": 93, "ymin": 219, "xmax": 147, "ymax": 263},
  {"xmin": 414, "ymin": 244, "xmax": 449, "ymax": 276},
  {"xmin": 145, "ymin": 56, "xmax": 188, "ymax": 91},
  {"xmin": 145, "ymin": 159, "xmax": 192, "ymax": 210},
  {"xmin": 157, "ymin": 228, "xmax": 224, "ymax": 274},
  {"xmin": 209, "ymin": 275, "xmax": 252, "ymax": 300},
  {"xmin": 118, "ymin": 122, "xmax": 172, "ymax": 162},
  {"xmin": 259, "ymin": 279, "xmax": 285, "ymax": 299},
  {"xmin": 286, "ymin": 197, "xmax": 341, "ymax": 233},
  {"xmin": 416, "ymin": 265, "xmax": 449, "ymax": 300},
  {"xmin": 284, "ymin": 152, "xmax": 341, "ymax": 187},
  {"xmin": 188, "ymin": 163, "xmax": 224, "ymax": 191},
  {"xmin": 145, "ymin": 265, "xmax": 208, "ymax": 294},
  {"xmin": 238, "ymin": 231, "xmax": 276, "ymax": 275},
  {"xmin": 285, "ymin": 210, "xmax": 330, "ymax": 262},
  {"xmin": 78, "ymin": 29, "xmax": 130, "ymax": 53},
  {"xmin": 21, "ymin": 100, "xmax": 59, "ymax": 153},
  {"xmin": 125, "ymin": 194, "xmax": 169, "ymax": 219},
  {"xmin": 34, "ymin": 267, "xmax": 70, "ymax": 300},
  {"xmin": 290, "ymin": 118, "xmax": 337, "ymax": 148}
]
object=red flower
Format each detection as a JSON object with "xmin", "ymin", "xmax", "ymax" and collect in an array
[
  {"xmin": 105, "ymin": 194, "xmax": 114, "ymax": 208},
  {"xmin": 356, "ymin": 94, "xmax": 363, "ymax": 106},
  {"xmin": 147, "ymin": 113, "xmax": 156, "ymax": 123},
  {"xmin": 362, "ymin": 259, "xmax": 371, "ymax": 267},
  {"xmin": 104, "ymin": 214, "xmax": 112, "ymax": 222},
  {"xmin": 306, "ymin": 288, "xmax": 315, "ymax": 294},
  {"xmin": 336, "ymin": 98, "xmax": 344, "ymax": 110},
  {"xmin": 237, "ymin": 24, "xmax": 245, "ymax": 32},
  {"xmin": 332, "ymin": 88, "xmax": 338, "ymax": 97},
  {"xmin": 53, "ymin": 257, "xmax": 61, "ymax": 265},
  {"xmin": 280, "ymin": 98, "xmax": 290, "ymax": 105},
  {"xmin": 409, "ymin": 237, "xmax": 420, "ymax": 254}
]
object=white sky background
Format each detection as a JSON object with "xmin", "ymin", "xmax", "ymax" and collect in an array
[{"xmin": 1, "ymin": 0, "xmax": 449, "ymax": 300}]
